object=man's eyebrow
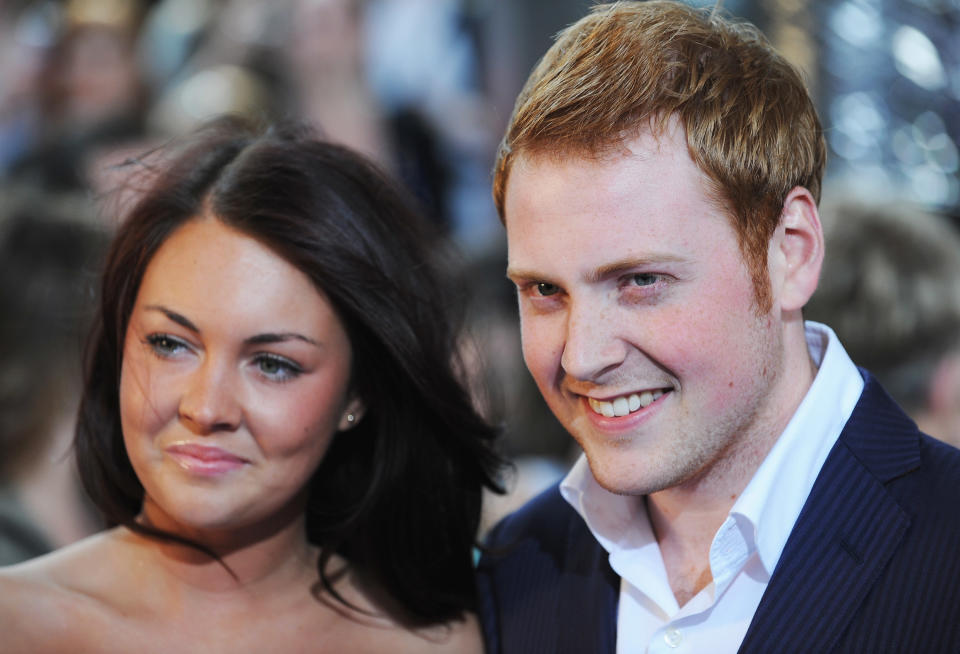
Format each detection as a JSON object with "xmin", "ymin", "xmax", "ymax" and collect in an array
[
  {"xmin": 588, "ymin": 255, "xmax": 684, "ymax": 282},
  {"xmin": 144, "ymin": 305, "xmax": 199, "ymax": 333},
  {"xmin": 507, "ymin": 256, "xmax": 685, "ymax": 284},
  {"xmin": 244, "ymin": 333, "xmax": 320, "ymax": 348},
  {"xmin": 505, "ymin": 267, "xmax": 543, "ymax": 283}
]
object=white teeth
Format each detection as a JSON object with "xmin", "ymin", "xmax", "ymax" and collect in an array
[
  {"xmin": 613, "ymin": 397, "xmax": 629, "ymax": 417},
  {"xmin": 588, "ymin": 390, "xmax": 666, "ymax": 417}
]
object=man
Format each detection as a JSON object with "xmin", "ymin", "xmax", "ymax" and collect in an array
[
  {"xmin": 477, "ymin": 3, "xmax": 960, "ymax": 653},
  {"xmin": 805, "ymin": 201, "xmax": 960, "ymax": 450}
]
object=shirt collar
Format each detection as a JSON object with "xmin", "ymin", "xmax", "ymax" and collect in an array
[
  {"xmin": 561, "ymin": 321, "xmax": 864, "ymax": 575},
  {"xmin": 732, "ymin": 321, "xmax": 863, "ymax": 572}
]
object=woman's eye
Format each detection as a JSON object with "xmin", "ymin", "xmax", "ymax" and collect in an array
[
  {"xmin": 145, "ymin": 334, "xmax": 187, "ymax": 357},
  {"xmin": 536, "ymin": 282, "xmax": 560, "ymax": 297},
  {"xmin": 255, "ymin": 354, "xmax": 302, "ymax": 382}
]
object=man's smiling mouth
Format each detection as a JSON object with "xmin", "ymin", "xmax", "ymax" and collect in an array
[{"xmin": 587, "ymin": 390, "xmax": 668, "ymax": 417}]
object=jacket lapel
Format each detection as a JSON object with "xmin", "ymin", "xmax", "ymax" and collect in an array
[
  {"xmin": 739, "ymin": 374, "xmax": 920, "ymax": 653},
  {"xmin": 478, "ymin": 486, "xmax": 619, "ymax": 654},
  {"xmin": 556, "ymin": 517, "xmax": 619, "ymax": 654}
]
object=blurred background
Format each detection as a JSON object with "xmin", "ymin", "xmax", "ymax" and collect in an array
[{"xmin": 1, "ymin": 0, "xmax": 959, "ymax": 557}]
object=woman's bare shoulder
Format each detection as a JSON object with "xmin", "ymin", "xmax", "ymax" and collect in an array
[
  {"xmin": 0, "ymin": 527, "xmax": 135, "ymax": 589},
  {"xmin": 0, "ymin": 529, "xmax": 137, "ymax": 652}
]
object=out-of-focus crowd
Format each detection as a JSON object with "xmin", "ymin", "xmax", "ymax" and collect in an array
[
  {"xmin": 0, "ymin": 0, "xmax": 508, "ymax": 241},
  {"xmin": 4, "ymin": 0, "xmax": 960, "ymax": 567},
  {"xmin": 0, "ymin": 0, "xmax": 583, "ymax": 564}
]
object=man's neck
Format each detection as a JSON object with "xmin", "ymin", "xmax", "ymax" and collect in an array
[{"xmin": 645, "ymin": 454, "xmax": 759, "ymax": 607}]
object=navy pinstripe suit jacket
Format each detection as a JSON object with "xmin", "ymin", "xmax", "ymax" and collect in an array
[{"xmin": 477, "ymin": 372, "xmax": 960, "ymax": 653}]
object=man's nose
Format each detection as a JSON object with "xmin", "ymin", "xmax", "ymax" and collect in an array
[
  {"xmin": 560, "ymin": 299, "xmax": 627, "ymax": 381},
  {"xmin": 178, "ymin": 356, "xmax": 242, "ymax": 434}
]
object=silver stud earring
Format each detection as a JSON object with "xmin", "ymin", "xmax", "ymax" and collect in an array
[{"xmin": 346, "ymin": 413, "xmax": 356, "ymax": 423}]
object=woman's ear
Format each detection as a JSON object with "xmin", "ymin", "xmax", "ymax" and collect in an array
[
  {"xmin": 771, "ymin": 186, "xmax": 825, "ymax": 313},
  {"xmin": 338, "ymin": 396, "xmax": 366, "ymax": 431}
]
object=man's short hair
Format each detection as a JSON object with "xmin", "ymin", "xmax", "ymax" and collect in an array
[
  {"xmin": 493, "ymin": 0, "xmax": 826, "ymax": 311},
  {"xmin": 805, "ymin": 202, "xmax": 960, "ymax": 413}
]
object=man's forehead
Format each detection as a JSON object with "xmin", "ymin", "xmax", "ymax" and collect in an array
[
  {"xmin": 504, "ymin": 141, "xmax": 734, "ymax": 254},
  {"xmin": 506, "ymin": 122, "xmax": 694, "ymax": 200},
  {"xmin": 503, "ymin": 126, "xmax": 742, "ymax": 284}
]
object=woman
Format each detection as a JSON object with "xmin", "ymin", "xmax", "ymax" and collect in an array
[{"xmin": 0, "ymin": 118, "xmax": 501, "ymax": 652}]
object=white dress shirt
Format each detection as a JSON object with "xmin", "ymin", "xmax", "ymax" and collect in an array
[{"xmin": 560, "ymin": 322, "xmax": 864, "ymax": 653}]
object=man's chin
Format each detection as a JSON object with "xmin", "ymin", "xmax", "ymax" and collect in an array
[{"xmin": 584, "ymin": 455, "xmax": 677, "ymax": 497}]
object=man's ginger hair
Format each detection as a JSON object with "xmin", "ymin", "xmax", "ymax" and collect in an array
[{"xmin": 493, "ymin": 0, "xmax": 826, "ymax": 311}]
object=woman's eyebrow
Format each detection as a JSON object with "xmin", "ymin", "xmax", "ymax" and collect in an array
[
  {"xmin": 145, "ymin": 305, "xmax": 320, "ymax": 347},
  {"xmin": 144, "ymin": 305, "xmax": 199, "ymax": 333},
  {"xmin": 244, "ymin": 333, "xmax": 321, "ymax": 348}
]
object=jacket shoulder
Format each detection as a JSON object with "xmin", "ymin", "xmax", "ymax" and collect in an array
[{"xmin": 482, "ymin": 484, "xmax": 578, "ymax": 554}]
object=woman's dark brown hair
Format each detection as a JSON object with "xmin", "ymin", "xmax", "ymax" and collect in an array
[{"xmin": 75, "ymin": 116, "xmax": 502, "ymax": 625}]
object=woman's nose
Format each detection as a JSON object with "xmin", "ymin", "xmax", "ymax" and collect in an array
[{"xmin": 178, "ymin": 357, "xmax": 241, "ymax": 434}]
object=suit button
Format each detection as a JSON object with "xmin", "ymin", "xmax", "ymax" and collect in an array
[{"xmin": 664, "ymin": 627, "xmax": 682, "ymax": 648}]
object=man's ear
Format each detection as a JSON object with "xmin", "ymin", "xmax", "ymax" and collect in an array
[
  {"xmin": 337, "ymin": 396, "xmax": 367, "ymax": 431},
  {"xmin": 770, "ymin": 186, "xmax": 824, "ymax": 312}
]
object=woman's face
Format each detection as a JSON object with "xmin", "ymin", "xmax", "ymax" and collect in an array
[{"xmin": 119, "ymin": 216, "xmax": 359, "ymax": 536}]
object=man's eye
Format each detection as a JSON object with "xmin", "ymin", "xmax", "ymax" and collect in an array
[
  {"xmin": 536, "ymin": 282, "xmax": 560, "ymax": 297},
  {"xmin": 631, "ymin": 273, "xmax": 659, "ymax": 287}
]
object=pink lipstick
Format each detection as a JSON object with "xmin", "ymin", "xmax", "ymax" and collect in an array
[{"xmin": 165, "ymin": 443, "xmax": 248, "ymax": 476}]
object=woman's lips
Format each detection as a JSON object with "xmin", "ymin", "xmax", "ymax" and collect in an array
[{"xmin": 165, "ymin": 443, "xmax": 249, "ymax": 475}]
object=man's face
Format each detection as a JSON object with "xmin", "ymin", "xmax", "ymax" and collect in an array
[{"xmin": 505, "ymin": 123, "xmax": 795, "ymax": 496}]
